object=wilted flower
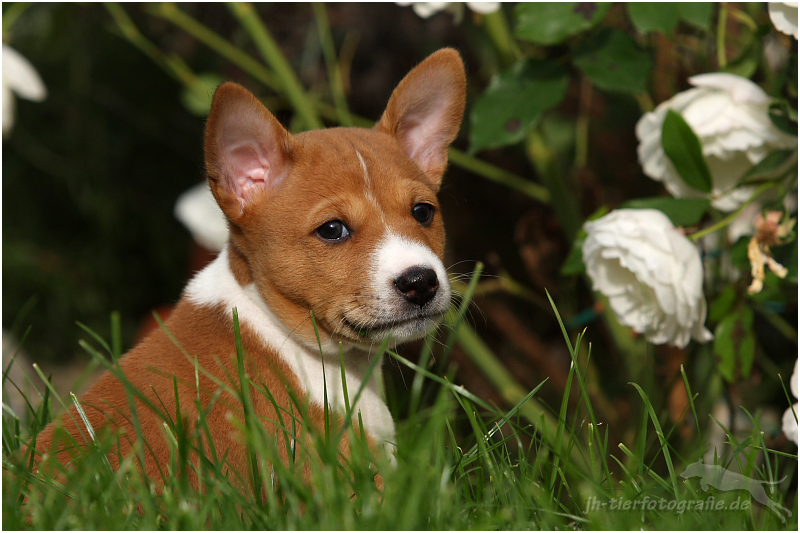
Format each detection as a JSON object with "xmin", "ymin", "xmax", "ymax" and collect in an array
[
  {"xmin": 782, "ymin": 359, "xmax": 798, "ymax": 445},
  {"xmin": 769, "ymin": 2, "xmax": 798, "ymax": 39},
  {"xmin": 396, "ymin": 2, "xmax": 500, "ymax": 22},
  {"xmin": 582, "ymin": 209, "xmax": 714, "ymax": 348},
  {"xmin": 636, "ymin": 73, "xmax": 797, "ymax": 212},
  {"xmin": 174, "ymin": 182, "xmax": 229, "ymax": 252},
  {"xmin": 2, "ymin": 44, "xmax": 47, "ymax": 138},
  {"xmin": 747, "ymin": 211, "xmax": 795, "ymax": 294}
]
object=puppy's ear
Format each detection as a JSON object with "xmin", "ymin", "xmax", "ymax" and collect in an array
[
  {"xmin": 375, "ymin": 48, "xmax": 466, "ymax": 189},
  {"xmin": 204, "ymin": 82, "xmax": 293, "ymax": 221}
]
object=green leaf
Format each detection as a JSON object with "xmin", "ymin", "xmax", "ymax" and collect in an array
[
  {"xmin": 676, "ymin": 2, "xmax": 714, "ymax": 31},
  {"xmin": 469, "ymin": 60, "xmax": 569, "ymax": 153},
  {"xmin": 560, "ymin": 206, "xmax": 609, "ymax": 276},
  {"xmin": 627, "ymin": 3, "xmax": 713, "ymax": 33},
  {"xmin": 661, "ymin": 110, "xmax": 713, "ymax": 193},
  {"xmin": 572, "ymin": 29, "xmax": 652, "ymax": 95},
  {"xmin": 627, "ymin": 3, "xmax": 680, "ymax": 34},
  {"xmin": 514, "ymin": 2, "xmax": 610, "ymax": 45},
  {"xmin": 714, "ymin": 306, "xmax": 755, "ymax": 383},
  {"xmin": 768, "ymin": 101, "xmax": 799, "ymax": 137},
  {"xmin": 709, "ymin": 285, "xmax": 738, "ymax": 323},
  {"xmin": 740, "ymin": 149, "xmax": 797, "ymax": 183},
  {"xmin": 560, "ymin": 232, "xmax": 587, "ymax": 276},
  {"xmin": 621, "ymin": 197, "xmax": 710, "ymax": 226}
]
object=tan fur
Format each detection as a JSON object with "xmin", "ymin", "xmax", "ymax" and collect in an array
[
  {"xmin": 33, "ymin": 298, "xmax": 304, "ymax": 486},
  {"xmin": 30, "ymin": 48, "xmax": 466, "ymax": 494}
]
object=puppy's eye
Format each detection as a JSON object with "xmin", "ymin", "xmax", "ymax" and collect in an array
[
  {"xmin": 316, "ymin": 220, "xmax": 351, "ymax": 242},
  {"xmin": 412, "ymin": 203, "xmax": 435, "ymax": 227}
]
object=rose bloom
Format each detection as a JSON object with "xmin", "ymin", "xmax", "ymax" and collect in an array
[
  {"xmin": 395, "ymin": 2, "xmax": 499, "ymax": 20},
  {"xmin": 636, "ymin": 73, "xmax": 797, "ymax": 212},
  {"xmin": 174, "ymin": 182, "xmax": 229, "ymax": 252},
  {"xmin": 769, "ymin": 2, "xmax": 798, "ymax": 39},
  {"xmin": 2, "ymin": 44, "xmax": 47, "ymax": 137},
  {"xmin": 782, "ymin": 358, "xmax": 798, "ymax": 445},
  {"xmin": 582, "ymin": 209, "xmax": 713, "ymax": 348}
]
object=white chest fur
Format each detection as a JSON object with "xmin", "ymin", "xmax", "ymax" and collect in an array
[{"xmin": 184, "ymin": 247, "xmax": 396, "ymax": 446}]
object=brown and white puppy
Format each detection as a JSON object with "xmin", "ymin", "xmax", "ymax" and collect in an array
[{"xmin": 32, "ymin": 48, "xmax": 466, "ymax": 487}]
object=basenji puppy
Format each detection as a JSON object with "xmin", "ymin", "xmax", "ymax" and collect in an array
[{"xmin": 30, "ymin": 48, "xmax": 466, "ymax": 489}]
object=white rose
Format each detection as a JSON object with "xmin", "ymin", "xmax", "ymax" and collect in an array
[
  {"xmin": 395, "ymin": 2, "xmax": 500, "ymax": 20},
  {"xmin": 2, "ymin": 44, "xmax": 47, "ymax": 138},
  {"xmin": 782, "ymin": 358, "xmax": 798, "ymax": 445},
  {"xmin": 582, "ymin": 209, "xmax": 714, "ymax": 348},
  {"xmin": 174, "ymin": 182, "xmax": 229, "ymax": 252},
  {"xmin": 636, "ymin": 73, "xmax": 797, "ymax": 212},
  {"xmin": 769, "ymin": 2, "xmax": 798, "ymax": 39}
]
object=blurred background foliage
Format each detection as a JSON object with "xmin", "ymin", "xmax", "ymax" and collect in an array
[{"xmin": 2, "ymin": 2, "xmax": 797, "ymax": 458}]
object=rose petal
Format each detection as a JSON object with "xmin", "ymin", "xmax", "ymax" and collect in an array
[
  {"xmin": 769, "ymin": 2, "xmax": 799, "ymax": 39},
  {"xmin": 583, "ymin": 209, "xmax": 713, "ymax": 348},
  {"xmin": 783, "ymin": 403, "xmax": 798, "ymax": 445}
]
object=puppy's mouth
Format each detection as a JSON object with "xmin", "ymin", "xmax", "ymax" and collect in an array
[{"xmin": 341, "ymin": 311, "xmax": 445, "ymax": 342}]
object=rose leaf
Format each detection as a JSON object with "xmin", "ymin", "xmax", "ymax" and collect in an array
[{"xmin": 661, "ymin": 110, "xmax": 713, "ymax": 193}]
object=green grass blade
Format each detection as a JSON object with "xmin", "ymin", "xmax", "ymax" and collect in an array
[{"xmin": 630, "ymin": 382, "xmax": 680, "ymax": 497}]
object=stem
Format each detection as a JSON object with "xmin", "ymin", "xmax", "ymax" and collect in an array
[
  {"xmin": 481, "ymin": 8, "xmax": 520, "ymax": 69},
  {"xmin": 2, "ymin": 2, "xmax": 33, "ymax": 34},
  {"xmin": 716, "ymin": 5, "xmax": 728, "ymax": 69},
  {"xmin": 312, "ymin": 3, "xmax": 352, "ymax": 126},
  {"xmin": 228, "ymin": 2, "xmax": 323, "ymax": 130},
  {"xmin": 755, "ymin": 305, "xmax": 798, "ymax": 345},
  {"xmin": 452, "ymin": 274, "xmax": 551, "ymax": 313},
  {"xmin": 574, "ymin": 76, "xmax": 592, "ymax": 169},
  {"xmin": 635, "ymin": 91, "xmax": 655, "ymax": 113},
  {"xmin": 448, "ymin": 149, "xmax": 550, "ymax": 203},
  {"xmin": 728, "ymin": 6, "xmax": 758, "ymax": 32},
  {"xmin": 146, "ymin": 2, "xmax": 280, "ymax": 91},
  {"xmin": 104, "ymin": 3, "xmax": 195, "ymax": 87},
  {"xmin": 526, "ymin": 129, "xmax": 581, "ymax": 238},
  {"xmin": 146, "ymin": 4, "xmax": 547, "ymax": 201},
  {"xmin": 688, "ymin": 182, "xmax": 774, "ymax": 242}
]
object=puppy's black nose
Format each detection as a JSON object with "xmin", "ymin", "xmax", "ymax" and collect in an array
[{"xmin": 395, "ymin": 266, "xmax": 439, "ymax": 307}]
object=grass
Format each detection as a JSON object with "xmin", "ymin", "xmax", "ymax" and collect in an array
[{"xmin": 2, "ymin": 291, "xmax": 797, "ymax": 530}]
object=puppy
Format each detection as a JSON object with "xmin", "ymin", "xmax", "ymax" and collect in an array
[{"xmin": 31, "ymin": 48, "xmax": 466, "ymax": 490}]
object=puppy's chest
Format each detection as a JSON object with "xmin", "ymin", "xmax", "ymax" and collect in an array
[
  {"xmin": 185, "ymin": 249, "xmax": 396, "ymax": 445},
  {"xmin": 281, "ymin": 343, "xmax": 396, "ymax": 444}
]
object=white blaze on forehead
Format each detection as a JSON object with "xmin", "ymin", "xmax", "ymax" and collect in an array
[
  {"xmin": 355, "ymin": 149, "xmax": 370, "ymax": 186},
  {"xmin": 371, "ymin": 231, "xmax": 449, "ymax": 301},
  {"xmin": 354, "ymin": 148, "xmax": 386, "ymax": 224}
]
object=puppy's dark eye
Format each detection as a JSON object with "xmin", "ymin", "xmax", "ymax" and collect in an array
[
  {"xmin": 412, "ymin": 203, "xmax": 435, "ymax": 226},
  {"xmin": 316, "ymin": 220, "xmax": 351, "ymax": 242}
]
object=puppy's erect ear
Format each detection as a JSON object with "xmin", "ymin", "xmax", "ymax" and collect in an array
[
  {"xmin": 375, "ymin": 48, "xmax": 466, "ymax": 189},
  {"xmin": 204, "ymin": 82, "xmax": 293, "ymax": 221}
]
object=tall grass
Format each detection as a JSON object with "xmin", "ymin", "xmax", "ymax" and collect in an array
[{"xmin": 2, "ymin": 293, "xmax": 797, "ymax": 530}]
